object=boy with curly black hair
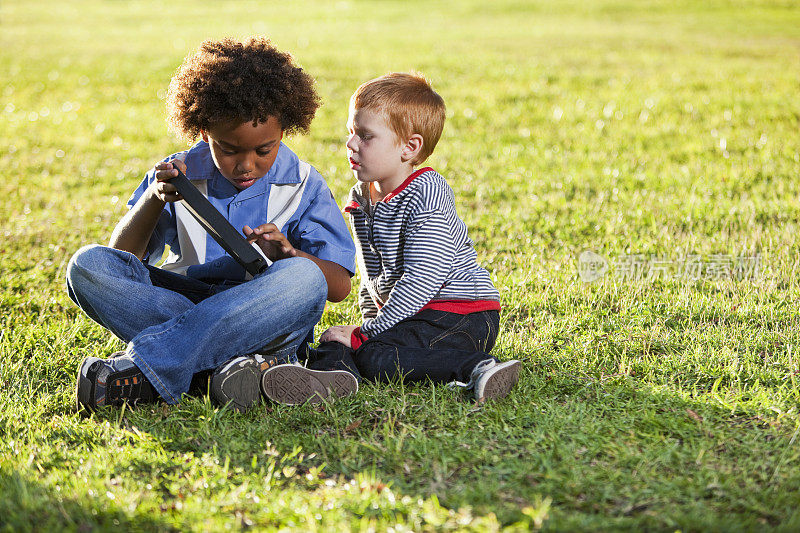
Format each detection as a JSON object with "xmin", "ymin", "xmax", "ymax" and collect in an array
[{"xmin": 68, "ymin": 37, "xmax": 358, "ymax": 413}]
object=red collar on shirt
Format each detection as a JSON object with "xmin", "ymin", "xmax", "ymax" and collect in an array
[
  {"xmin": 380, "ymin": 167, "xmax": 432, "ymax": 203},
  {"xmin": 344, "ymin": 167, "xmax": 433, "ymax": 213}
]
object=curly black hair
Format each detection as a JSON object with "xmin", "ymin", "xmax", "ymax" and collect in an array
[{"xmin": 166, "ymin": 36, "xmax": 320, "ymax": 141}]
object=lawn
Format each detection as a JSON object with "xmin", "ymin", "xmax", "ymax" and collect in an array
[{"xmin": 2, "ymin": 0, "xmax": 800, "ymax": 530}]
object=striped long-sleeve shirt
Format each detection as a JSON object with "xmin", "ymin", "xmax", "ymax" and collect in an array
[{"xmin": 344, "ymin": 167, "xmax": 500, "ymax": 342}]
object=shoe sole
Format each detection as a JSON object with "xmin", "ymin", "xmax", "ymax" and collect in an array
[
  {"xmin": 210, "ymin": 357, "xmax": 261, "ymax": 413},
  {"xmin": 477, "ymin": 361, "xmax": 521, "ymax": 401},
  {"xmin": 261, "ymin": 365, "xmax": 358, "ymax": 405}
]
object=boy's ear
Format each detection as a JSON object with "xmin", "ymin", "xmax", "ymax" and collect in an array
[
  {"xmin": 200, "ymin": 130, "xmax": 209, "ymax": 143},
  {"xmin": 401, "ymin": 133, "xmax": 424, "ymax": 163}
]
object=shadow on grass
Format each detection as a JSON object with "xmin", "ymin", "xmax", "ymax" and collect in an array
[
  {"xmin": 0, "ymin": 470, "xmax": 179, "ymax": 532},
  {"xmin": 74, "ymin": 362, "xmax": 800, "ymax": 531}
]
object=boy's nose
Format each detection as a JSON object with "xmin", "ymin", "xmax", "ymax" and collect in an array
[{"xmin": 237, "ymin": 156, "xmax": 255, "ymax": 173}]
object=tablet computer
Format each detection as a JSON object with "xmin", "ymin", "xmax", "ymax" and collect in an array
[{"xmin": 166, "ymin": 168, "xmax": 269, "ymax": 277}]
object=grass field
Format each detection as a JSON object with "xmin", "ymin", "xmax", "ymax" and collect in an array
[{"xmin": 2, "ymin": 0, "xmax": 800, "ymax": 530}]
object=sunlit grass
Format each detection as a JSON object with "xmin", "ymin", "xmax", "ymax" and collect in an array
[{"xmin": 2, "ymin": 0, "xmax": 800, "ymax": 530}]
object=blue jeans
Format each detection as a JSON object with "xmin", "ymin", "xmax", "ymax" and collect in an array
[
  {"xmin": 66, "ymin": 244, "xmax": 326, "ymax": 404},
  {"xmin": 308, "ymin": 309, "xmax": 500, "ymax": 383}
]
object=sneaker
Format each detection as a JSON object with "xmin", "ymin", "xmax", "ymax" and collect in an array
[
  {"xmin": 261, "ymin": 364, "xmax": 358, "ymax": 405},
  {"xmin": 76, "ymin": 355, "xmax": 158, "ymax": 412},
  {"xmin": 210, "ymin": 356, "xmax": 261, "ymax": 413},
  {"xmin": 471, "ymin": 359, "xmax": 521, "ymax": 402},
  {"xmin": 209, "ymin": 353, "xmax": 284, "ymax": 412},
  {"xmin": 253, "ymin": 352, "xmax": 282, "ymax": 373}
]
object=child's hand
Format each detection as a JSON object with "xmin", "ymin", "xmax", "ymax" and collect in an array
[
  {"xmin": 244, "ymin": 223, "xmax": 298, "ymax": 261},
  {"xmin": 151, "ymin": 160, "xmax": 187, "ymax": 203},
  {"xmin": 319, "ymin": 325, "xmax": 359, "ymax": 348}
]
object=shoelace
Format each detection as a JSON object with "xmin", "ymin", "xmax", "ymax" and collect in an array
[{"xmin": 447, "ymin": 359, "xmax": 497, "ymax": 390}]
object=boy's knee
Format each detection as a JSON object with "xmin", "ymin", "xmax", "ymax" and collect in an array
[
  {"xmin": 66, "ymin": 245, "xmax": 139, "ymax": 287},
  {"xmin": 66, "ymin": 244, "xmax": 105, "ymax": 284},
  {"xmin": 273, "ymin": 256, "xmax": 327, "ymax": 304}
]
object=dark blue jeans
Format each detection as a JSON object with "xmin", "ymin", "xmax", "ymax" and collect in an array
[{"xmin": 307, "ymin": 309, "xmax": 500, "ymax": 383}]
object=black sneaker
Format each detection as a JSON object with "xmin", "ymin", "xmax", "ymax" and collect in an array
[
  {"xmin": 76, "ymin": 355, "xmax": 158, "ymax": 412},
  {"xmin": 210, "ymin": 356, "xmax": 261, "ymax": 412},
  {"xmin": 253, "ymin": 353, "xmax": 282, "ymax": 373},
  {"xmin": 261, "ymin": 364, "xmax": 358, "ymax": 405}
]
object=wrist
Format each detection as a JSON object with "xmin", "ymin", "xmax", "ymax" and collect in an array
[
  {"xmin": 350, "ymin": 326, "xmax": 368, "ymax": 350},
  {"xmin": 146, "ymin": 184, "xmax": 167, "ymax": 206}
]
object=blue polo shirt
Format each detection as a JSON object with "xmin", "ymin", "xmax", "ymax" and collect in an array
[{"xmin": 127, "ymin": 141, "xmax": 356, "ymax": 281}]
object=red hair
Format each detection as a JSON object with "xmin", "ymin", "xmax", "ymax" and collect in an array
[{"xmin": 350, "ymin": 72, "xmax": 446, "ymax": 165}]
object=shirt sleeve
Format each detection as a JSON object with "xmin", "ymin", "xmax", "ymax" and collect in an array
[
  {"xmin": 126, "ymin": 167, "xmax": 177, "ymax": 265},
  {"xmin": 286, "ymin": 182, "xmax": 357, "ymax": 276},
  {"xmin": 359, "ymin": 209, "xmax": 456, "ymax": 337},
  {"xmin": 358, "ymin": 282, "xmax": 379, "ymax": 319}
]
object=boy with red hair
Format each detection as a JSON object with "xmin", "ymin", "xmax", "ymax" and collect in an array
[{"xmin": 261, "ymin": 73, "xmax": 521, "ymax": 404}]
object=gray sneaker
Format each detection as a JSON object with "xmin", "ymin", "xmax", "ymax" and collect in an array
[
  {"xmin": 261, "ymin": 364, "xmax": 358, "ymax": 405},
  {"xmin": 210, "ymin": 356, "xmax": 261, "ymax": 412},
  {"xmin": 471, "ymin": 359, "xmax": 521, "ymax": 402},
  {"xmin": 210, "ymin": 353, "xmax": 284, "ymax": 412}
]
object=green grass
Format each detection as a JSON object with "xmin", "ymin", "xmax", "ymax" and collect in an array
[{"xmin": 2, "ymin": 0, "xmax": 800, "ymax": 530}]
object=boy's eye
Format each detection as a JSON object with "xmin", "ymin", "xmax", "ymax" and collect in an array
[{"xmin": 256, "ymin": 150, "xmax": 272, "ymax": 157}]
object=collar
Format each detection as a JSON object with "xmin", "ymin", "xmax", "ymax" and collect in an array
[
  {"xmin": 381, "ymin": 167, "xmax": 432, "ymax": 203},
  {"xmin": 344, "ymin": 167, "xmax": 433, "ymax": 213},
  {"xmin": 183, "ymin": 141, "xmax": 301, "ymax": 201}
]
